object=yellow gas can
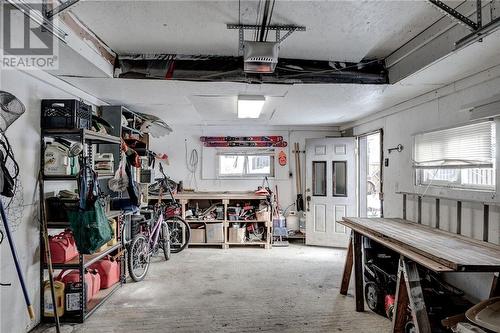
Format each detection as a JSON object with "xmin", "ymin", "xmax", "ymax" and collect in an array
[{"xmin": 43, "ymin": 280, "xmax": 65, "ymax": 317}]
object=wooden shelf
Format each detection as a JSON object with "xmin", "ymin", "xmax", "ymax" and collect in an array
[
  {"xmin": 185, "ymin": 219, "xmax": 224, "ymax": 223},
  {"xmin": 227, "ymin": 241, "xmax": 267, "ymax": 245},
  {"xmin": 173, "ymin": 192, "xmax": 267, "ymax": 200}
]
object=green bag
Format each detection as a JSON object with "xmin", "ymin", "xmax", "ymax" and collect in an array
[
  {"xmin": 69, "ymin": 200, "xmax": 113, "ymax": 254},
  {"xmin": 69, "ymin": 166, "xmax": 113, "ymax": 254}
]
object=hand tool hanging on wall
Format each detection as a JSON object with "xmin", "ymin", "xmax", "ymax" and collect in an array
[
  {"xmin": 0, "ymin": 91, "xmax": 36, "ymax": 321},
  {"xmin": 294, "ymin": 143, "xmax": 304, "ymax": 211}
]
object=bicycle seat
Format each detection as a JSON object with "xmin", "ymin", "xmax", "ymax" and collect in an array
[{"xmin": 131, "ymin": 215, "xmax": 146, "ymax": 223}]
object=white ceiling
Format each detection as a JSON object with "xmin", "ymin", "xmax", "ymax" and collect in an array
[
  {"xmin": 60, "ymin": 26, "xmax": 500, "ymax": 126},
  {"xmin": 71, "ymin": 0, "xmax": 441, "ymax": 61}
]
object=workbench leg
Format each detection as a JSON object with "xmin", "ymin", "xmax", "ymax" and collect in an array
[
  {"xmin": 353, "ymin": 231, "xmax": 364, "ymax": 312},
  {"xmin": 490, "ymin": 273, "xmax": 500, "ymax": 298},
  {"xmin": 340, "ymin": 232, "xmax": 354, "ymax": 295},
  {"xmin": 392, "ymin": 257, "xmax": 431, "ymax": 333}
]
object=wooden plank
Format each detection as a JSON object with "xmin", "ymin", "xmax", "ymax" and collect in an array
[
  {"xmin": 353, "ymin": 232, "xmax": 364, "ymax": 312},
  {"xmin": 490, "ymin": 273, "xmax": 500, "ymax": 298},
  {"xmin": 483, "ymin": 204, "xmax": 489, "ymax": 242},
  {"xmin": 392, "ymin": 259, "xmax": 409, "ymax": 333},
  {"xmin": 341, "ymin": 217, "xmax": 500, "ymax": 272},
  {"xmin": 402, "ymin": 194, "xmax": 407, "ymax": 220},
  {"xmin": 341, "ymin": 220, "xmax": 452, "ymax": 272},
  {"xmin": 417, "ymin": 196, "xmax": 422, "ymax": 224},
  {"xmin": 435, "ymin": 198, "xmax": 440, "ymax": 229},
  {"xmin": 339, "ymin": 232, "xmax": 354, "ymax": 295},
  {"xmin": 402, "ymin": 260, "xmax": 431, "ymax": 333}
]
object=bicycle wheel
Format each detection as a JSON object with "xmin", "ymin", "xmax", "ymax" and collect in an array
[
  {"xmin": 161, "ymin": 221, "xmax": 171, "ymax": 261},
  {"xmin": 127, "ymin": 234, "xmax": 151, "ymax": 282},
  {"xmin": 167, "ymin": 216, "xmax": 191, "ymax": 253}
]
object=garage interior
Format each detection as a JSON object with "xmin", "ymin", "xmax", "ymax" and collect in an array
[{"xmin": 1, "ymin": 1, "xmax": 500, "ymax": 332}]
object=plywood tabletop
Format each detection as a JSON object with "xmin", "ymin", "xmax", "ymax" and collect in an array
[{"xmin": 341, "ymin": 217, "xmax": 500, "ymax": 272}]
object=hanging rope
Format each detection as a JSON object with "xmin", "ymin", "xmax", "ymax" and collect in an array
[{"xmin": 185, "ymin": 139, "xmax": 199, "ymax": 190}]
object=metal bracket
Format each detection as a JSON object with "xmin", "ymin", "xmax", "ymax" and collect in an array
[
  {"xmin": 428, "ymin": 0, "xmax": 478, "ymax": 30},
  {"xmin": 228, "ymin": 24, "xmax": 305, "ymax": 52},
  {"xmin": 45, "ymin": 0, "xmax": 80, "ymax": 19}
]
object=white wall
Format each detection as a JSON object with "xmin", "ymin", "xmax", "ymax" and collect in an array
[
  {"xmin": 351, "ymin": 65, "xmax": 500, "ymax": 303},
  {"xmin": 0, "ymin": 68, "xmax": 103, "ymax": 333},
  {"xmin": 149, "ymin": 126, "xmax": 340, "ymax": 212}
]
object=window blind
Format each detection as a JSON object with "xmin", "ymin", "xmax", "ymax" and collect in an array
[{"xmin": 414, "ymin": 121, "xmax": 495, "ymax": 168}]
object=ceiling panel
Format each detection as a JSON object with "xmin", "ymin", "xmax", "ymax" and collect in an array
[{"xmin": 71, "ymin": 0, "xmax": 441, "ymax": 61}]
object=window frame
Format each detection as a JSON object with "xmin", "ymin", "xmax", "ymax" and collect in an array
[{"xmin": 216, "ymin": 150, "xmax": 275, "ymax": 179}]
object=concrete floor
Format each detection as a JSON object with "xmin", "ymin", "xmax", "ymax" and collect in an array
[{"xmin": 36, "ymin": 243, "xmax": 391, "ymax": 333}]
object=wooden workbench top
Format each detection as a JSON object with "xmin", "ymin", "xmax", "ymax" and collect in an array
[{"xmin": 341, "ymin": 217, "xmax": 500, "ymax": 272}]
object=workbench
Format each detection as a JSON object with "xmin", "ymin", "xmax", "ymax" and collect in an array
[{"xmin": 339, "ymin": 217, "xmax": 500, "ymax": 333}]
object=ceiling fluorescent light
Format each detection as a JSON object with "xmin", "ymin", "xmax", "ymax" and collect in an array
[{"xmin": 238, "ymin": 95, "xmax": 266, "ymax": 119}]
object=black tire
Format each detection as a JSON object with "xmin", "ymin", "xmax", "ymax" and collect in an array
[
  {"xmin": 127, "ymin": 234, "xmax": 151, "ymax": 282},
  {"xmin": 365, "ymin": 282, "xmax": 385, "ymax": 315},
  {"xmin": 161, "ymin": 222, "xmax": 171, "ymax": 261},
  {"xmin": 405, "ymin": 321, "xmax": 416, "ymax": 333},
  {"xmin": 167, "ymin": 216, "xmax": 191, "ymax": 254}
]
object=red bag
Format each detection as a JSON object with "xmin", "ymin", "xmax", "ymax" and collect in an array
[
  {"xmin": 89, "ymin": 256, "xmax": 120, "ymax": 289},
  {"xmin": 56, "ymin": 269, "xmax": 100, "ymax": 302},
  {"xmin": 49, "ymin": 230, "xmax": 79, "ymax": 263}
]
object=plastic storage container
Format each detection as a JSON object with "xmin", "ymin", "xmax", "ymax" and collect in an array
[
  {"xmin": 41, "ymin": 99, "xmax": 92, "ymax": 130},
  {"xmin": 43, "ymin": 280, "xmax": 65, "ymax": 317}
]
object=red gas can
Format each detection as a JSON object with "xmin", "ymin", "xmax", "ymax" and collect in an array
[
  {"xmin": 88, "ymin": 269, "xmax": 101, "ymax": 297},
  {"xmin": 49, "ymin": 230, "xmax": 78, "ymax": 264},
  {"xmin": 56, "ymin": 269, "xmax": 99, "ymax": 302},
  {"xmin": 89, "ymin": 256, "xmax": 120, "ymax": 289}
]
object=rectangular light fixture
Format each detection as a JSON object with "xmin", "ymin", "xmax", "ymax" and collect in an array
[{"xmin": 237, "ymin": 95, "xmax": 266, "ymax": 119}]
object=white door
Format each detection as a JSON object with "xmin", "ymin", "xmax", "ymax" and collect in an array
[{"xmin": 305, "ymin": 138, "xmax": 356, "ymax": 247}]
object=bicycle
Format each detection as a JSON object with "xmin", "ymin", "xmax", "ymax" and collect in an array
[
  {"xmin": 149, "ymin": 163, "xmax": 191, "ymax": 254},
  {"xmin": 127, "ymin": 203, "xmax": 171, "ymax": 282}
]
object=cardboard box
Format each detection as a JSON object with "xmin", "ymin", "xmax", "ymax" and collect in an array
[
  {"xmin": 206, "ymin": 223, "xmax": 224, "ymax": 243},
  {"xmin": 190, "ymin": 228, "xmax": 206, "ymax": 243},
  {"xmin": 228, "ymin": 227, "xmax": 246, "ymax": 243}
]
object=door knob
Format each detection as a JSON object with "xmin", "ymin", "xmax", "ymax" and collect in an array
[{"xmin": 306, "ymin": 195, "xmax": 311, "ymax": 212}]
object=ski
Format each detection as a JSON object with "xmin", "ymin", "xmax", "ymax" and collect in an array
[
  {"xmin": 203, "ymin": 141, "xmax": 288, "ymax": 147},
  {"xmin": 200, "ymin": 136, "xmax": 283, "ymax": 143}
]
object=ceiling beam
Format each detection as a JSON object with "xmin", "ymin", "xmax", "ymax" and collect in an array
[
  {"xmin": 116, "ymin": 55, "xmax": 387, "ymax": 85},
  {"xmin": 386, "ymin": 1, "xmax": 500, "ymax": 83},
  {"xmin": 428, "ymin": 0, "xmax": 478, "ymax": 30}
]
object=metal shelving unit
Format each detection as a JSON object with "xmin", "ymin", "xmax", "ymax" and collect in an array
[{"xmin": 40, "ymin": 128, "xmax": 125, "ymax": 324}]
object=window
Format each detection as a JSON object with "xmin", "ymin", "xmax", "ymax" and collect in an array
[
  {"xmin": 332, "ymin": 161, "xmax": 347, "ymax": 196},
  {"xmin": 414, "ymin": 121, "xmax": 496, "ymax": 190},
  {"xmin": 218, "ymin": 151, "xmax": 275, "ymax": 177},
  {"xmin": 312, "ymin": 161, "xmax": 326, "ymax": 196}
]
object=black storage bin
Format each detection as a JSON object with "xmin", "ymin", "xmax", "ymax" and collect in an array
[
  {"xmin": 45, "ymin": 197, "xmax": 79, "ymax": 222},
  {"xmin": 41, "ymin": 99, "xmax": 92, "ymax": 130}
]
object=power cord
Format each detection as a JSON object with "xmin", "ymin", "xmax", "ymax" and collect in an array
[{"xmin": 185, "ymin": 139, "xmax": 198, "ymax": 190}]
